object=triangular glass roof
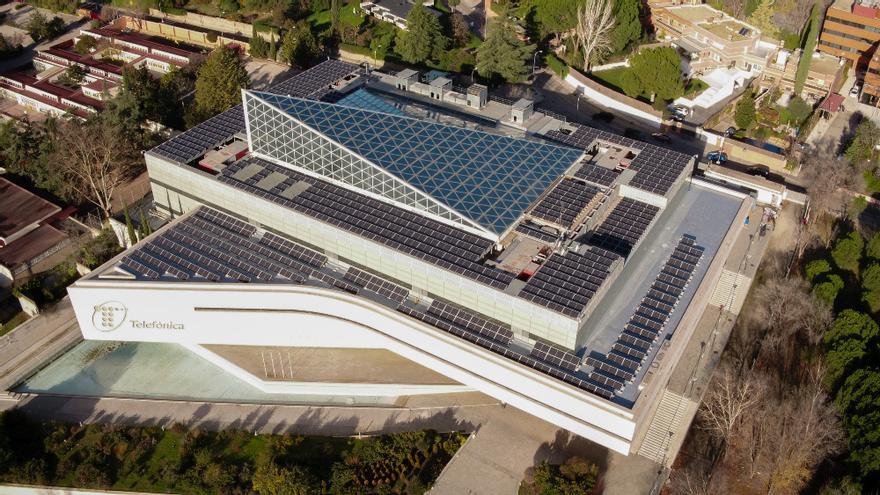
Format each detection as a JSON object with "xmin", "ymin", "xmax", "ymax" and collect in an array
[{"xmin": 248, "ymin": 91, "xmax": 584, "ymax": 237}]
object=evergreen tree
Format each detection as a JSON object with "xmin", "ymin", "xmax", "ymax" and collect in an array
[
  {"xmin": 280, "ymin": 23, "xmax": 318, "ymax": 67},
  {"xmin": 748, "ymin": 0, "xmax": 777, "ymax": 38},
  {"xmin": 124, "ymin": 206, "xmax": 137, "ymax": 245},
  {"xmin": 629, "ymin": 46, "xmax": 683, "ymax": 101},
  {"xmin": 610, "ymin": 0, "xmax": 642, "ymax": 54},
  {"xmin": 268, "ymin": 32, "xmax": 277, "ymax": 61},
  {"xmin": 194, "ymin": 46, "xmax": 249, "ymax": 119},
  {"xmin": 250, "ymin": 26, "xmax": 269, "ymax": 58},
  {"xmin": 476, "ymin": 14, "xmax": 533, "ymax": 83},
  {"xmin": 395, "ymin": 3, "xmax": 447, "ymax": 64},
  {"xmin": 734, "ymin": 92, "xmax": 756, "ymax": 129}
]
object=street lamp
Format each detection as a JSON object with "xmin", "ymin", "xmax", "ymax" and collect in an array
[{"xmin": 532, "ymin": 50, "xmax": 543, "ymax": 76}]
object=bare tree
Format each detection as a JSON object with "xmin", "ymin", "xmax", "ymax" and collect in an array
[
  {"xmin": 573, "ymin": 0, "xmax": 615, "ymax": 71},
  {"xmin": 698, "ymin": 369, "xmax": 761, "ymax": 449},
  {"xmin": 750, "ymin": 275, "xmax": 832, "ymax": 377},
  {"xmin": 53, "ymin": 118, "xmax": 141, "ymax": 220},
  {"xmin": 763, "ymin": 364, "xmax": 844, "ymax": 494},
  {"xmin": 801, "ymin": 146, "xmax": 862, "ymax": 248},
  {"xmin": 668, "ymin": 457, "xmax": 713, "ymax": 495}
]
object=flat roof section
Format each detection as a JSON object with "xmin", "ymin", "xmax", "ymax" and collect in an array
[
  {"xmin": 0, "ymin": 223, "xmax": 67, "ymax": 267},
  {"xmin": 249, "ymin": 91, "xmax": 585, "ymax": 237},
  {"xmin": 577, "ymin": 183, "xmax": 744, "ymax": 405},
  {"xmin": 0, "ymin": 178, "xmax": 61, "ymax": 242}
]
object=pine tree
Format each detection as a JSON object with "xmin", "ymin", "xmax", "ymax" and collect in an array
[
  {"xmin": 610, "ymin": 0, "xmax": 643, "ymax": 54},
  {"xmin": 748, "ymin": 0, "xmax": 777, "ymax": 38},
  {"xmin": 395, "ymin": 3, "xmax": 447, "ymax": 64},
  {"xmin": 250, "ymin": 26, "xmax": 268, "ymax": 58},
  {"xmin": 475, "ymin": 14, "xmax": 533, "ymax": 83},
  {"xmin": 194, "ymin": 46, "xmax": 249, "ymax": 118},
  {"xmin": 268, "ymin": 32, "xmax": 277, "ymax": 61}
]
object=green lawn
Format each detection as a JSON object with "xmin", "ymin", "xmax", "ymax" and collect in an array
[
  {"xmin": 590, "ymin": 67, "xmax": 632, "ymax": 92},
  {"xmin": 306, "ymin": 0, "xmax": 366, "ymax": 31},
  {"xmin": 0, "ymin": 312, "xmax": 29, "ymax": 337},
  {"xmin": 684, "ymin": 78, "xmax": 708, "ymax": 98}
]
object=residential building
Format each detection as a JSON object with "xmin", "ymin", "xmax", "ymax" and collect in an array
[
  {"xmin": 68, "ymin": 60, "xmax": 757, "ymax": 456},
  {"xmin": 651, "ymin": 3, "xmax": 774, "ymax": 75},
  {"xmin": 0, "ymin": 27, "xmax": 199, "ymax": 119},
  {"xmin": 818, "ymin": 0, "xmax": 880, "ymax": 68},
  {"xmin": 359, "ymin": 0, "xmax": 438, "ymax": 30},
  {"xmin": 759, "ymin": 49, "xmax": 845, "ymax": 101},
  {"xmin": 0, "ymin": 179, "xmax": 70, "ymax": 288},
  {"xmin": 861, "ymin": 48, "xmax": 880, "ymax": 104}
]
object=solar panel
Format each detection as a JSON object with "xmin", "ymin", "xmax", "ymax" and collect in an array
[
  {"xmin": 220, "ymin": 157, "xmax": 515, "ymax": 290},
  {"xmin": 588, "ymin": 198, "xmax": 659, "ymax": 257},
  {"xmin": 529, "ymin": 179, "xmax": 603, "ymax": 230},
  {"xmin": 344, "ymin": 267, "xmax": 409, "ymax": 303},
  {"xmin": 515, "ymin": 222, "xmax": 559, "ymax": 243},
  {"xmin": 530, "ymin": 341, "xmax": 581, "ymax": 371}
]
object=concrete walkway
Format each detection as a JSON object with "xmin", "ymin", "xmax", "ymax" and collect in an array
[{"xmin": 0, "ymin": 297, "xmax": 82, "ymax": 392}]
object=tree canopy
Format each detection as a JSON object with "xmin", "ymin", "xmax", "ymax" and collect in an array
[
  {"xmin": 609, "ymin": 0, "xmax": 642, "ymax": 54},
  {"xmin": 395, "ymin": 2, "xmax": 447, "ymax": 64},
  {"xmin": 193, "ymin": 46, "xmax": 249, "ymax": 121},
  {"xmin": 734, "ymin": 92, "xmax": 756, "ymax": 129},
  {"xmin": 845, "ymin": 120, "xmax": 880, "ymax": 165},
  {"xmin": 832, "ymin": 231, "xmax": 865, "ymax": 275},
  {"xmin": 476, "ymin": 14, "xmax": 534, "ymax": 83},
  {"xmin": 630, "ymin": 46, "xmax": 683, "ymax": 102},
  {"xmin": 280, "ymin": 22, "xmax": 318, "ymax": 67}
]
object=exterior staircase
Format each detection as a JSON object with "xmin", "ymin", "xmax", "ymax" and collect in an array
[
  {"xmin": 637, "ymin": 389, "xmax": 692, "ymax": 464},
  {"xmin": 708, "ymin": 269, "xmax": 751, "ymax": 315}
]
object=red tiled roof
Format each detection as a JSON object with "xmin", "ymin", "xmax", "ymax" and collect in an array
[{"xmin": 819, "ymin": 93, "xmax": 845, "ymax": 113}]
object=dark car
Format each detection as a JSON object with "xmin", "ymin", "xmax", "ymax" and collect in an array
[
  {"xmin": 624, "ymin": 128, "xmax": 642, "ymax": 139},
  {"xmin": 592, "ymin": 111, "xmax": 614, "ymax": 122},
  {"xmin": 725, "ymin": 126, "xmax": 737, "ymax": 137},
  {"xmin": 651, "ymin": 132, "xmax": 671, "ymax": 143},
  {"xmin": 747, "ymin": 165, "xmax": 770, "ymax": 178},
  {"xmin": 707, "ymin": 151, "xmax": 728, "ymax": 164}
]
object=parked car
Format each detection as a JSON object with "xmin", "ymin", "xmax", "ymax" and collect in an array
[
  {"xmin": 725, "ymin": 126, "xmax": 737, "ymax": 137},
  {"xmin": 707, "ymin": 151, "xmax": 728, "ymax": 164},
  {"xmin": 592, "ymin": 111, "xmax": 614, "ymax": 122},
  {"xmin": 851, "ymin": 84, "xmax": 861, "ymax": 98},
  {"xmin": 651, "ymin": 132, "xmax": 671, "ymax": 143},
  {"xmin": 747, "ymin": 165, "xmax": 770, "ymax": 178}
]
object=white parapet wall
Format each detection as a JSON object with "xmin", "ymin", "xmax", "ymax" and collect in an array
[{"xmin": 68, "ymin": 281, "xmax": 638, "ymax": 454}]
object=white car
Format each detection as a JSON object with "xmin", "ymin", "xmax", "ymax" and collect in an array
[{"xmin": 851, "ymin": 84, "xmax": 861, "ymax": 98}]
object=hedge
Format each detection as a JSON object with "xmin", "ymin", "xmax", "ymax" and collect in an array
[{"xmin": 546, "ymin": 53, "xmax": 568, "ymax": 78}]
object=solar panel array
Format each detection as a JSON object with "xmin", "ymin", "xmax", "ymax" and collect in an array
[
  {"xmin": 150, "ymin": 105, "xmax": 245, "ymax": 164},
  {"xmin": 251, "ymin": 91, "xmax": 585, "ymax": 236},
  {"xmin": 219, "ymin": 158, "xmax": 515, "ymax": 289},
  {"xmin": 530, "ymin": 341, "xmax": 581, "ymax": 371},
  {"xmin": 116, "ymin": 208, "xmax": 328, "ymax": 284},
  {"xmin": 627, "ymin": 145, "xmax": 691, "ymax": 195},
  {"xmin": 529, "ymin": 179, "xmax": 603, "ymax": 230},
  {"xmin": 427, "ymin": 300, "xmax": 514, "ymax": 343},
  {"xmin": 343, "ymin": 267, "xmax": 409, "ymax": 303},
  {"xmin": 573, "ymin": 163, "xmax": 619, "ymax": 187},
  {"xmin": 270, "ymin": 59, "xmax": 360, "ymax": 99},
  {"xmin": 396, "ymin": 305, "xmax": 613, "ymax": 399},
  {"xmin": 544, "ymin": 123, "xmax": 692, "ymax": 196},
  {"xmin": 518, "ymin": 247, "xmax": 619, "ymax": 318},
  {"xmin": 514, "ymin": 222, "xmax": 559, "ymax": 244},
  {"xmin": 585, "ymin": 235, "xmax": 705, "ymax": 395},
  {"xmin": 149, "ymin": 60, "xmax": 360, "ymax": 165},
  {"xmin": 589, "ymin": 198, "xmax": 660, "ymax": 257}
]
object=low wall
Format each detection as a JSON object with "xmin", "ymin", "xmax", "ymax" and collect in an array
[
  {"xmin": 722, "ymin": 139, "xmax": 789, "ymax": 173},
  {"xmin": 589, "ymin": 60, "xmax": 629, "ymax": 72},
  {"xmin": 564, "ymin": 68, "xmax": 663, "ymax": 127},
  {"xmin": 148, "ymin": 8, "xmax": 255, "ymax": 38}
]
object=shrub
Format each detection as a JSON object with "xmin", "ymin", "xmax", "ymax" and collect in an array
[{"xmin": 546, "ymin": 53, "xmax": 568, "ymax": 78}]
